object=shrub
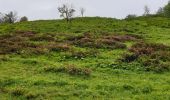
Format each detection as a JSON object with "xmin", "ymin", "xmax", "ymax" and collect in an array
[
  {"xmin": 120, "ymin": 53, "xmax": 138, "ymax": 63},
  {"xmin": 66, "ymin": 65, "xmax": 92, "ymax": 76},
  {"xmin": 0, "ymin": 32, "xmax": 71, "ymax": 55},
  {"xmin": 120, "ymin": 42, "xmax": 170, "ymax": 73},
  {"xmin": 73, "ymin": 37, "xmax": 94, "ymax": 47},
  {"xmin": 129, "ymin": 42, "xmax": 170, "ymax": 56},
  {"xmin": 123, "ymin": 84, "xmax": 134, "ymax": 90},
  {"xmin": 19, "ymin": 16, "xmax": 28, "ymax": 22},
  {"xmin": 103, "ymin": 34, "xmax": 138, "ymax": 42},
  {"xmin": 44, "ymin": 65, "xmax": 92, "ymax": 76},
  {"xmin": 141, "ymin": 86, "xmax": 153, "ymax": 94},
  {"xmin": 29, "ymin": 34, "xmax": 55, "ymax": 41},
  {"xmin": 0, "ymin": 33, "xmax": 28, "ymax": 54},
  {"xmin": 72, "ymin": 34, "xmax": 135, "ymax": 49},
  {"xmin": 48, "ymin": 43, "xmax": 71, "ymax": 52},
  {"xmin": 74, "ymin": 37, "xmax": 126, "ymax": 49},
  {"xmin": 143, "ymin": 59, "xmax": 170, "ymax": 72},
  {"xmin": 16, "ymin": 31, "xmax": 36, "ymax": 37},
  {"xmin": 65, "ymin": 49, "xmax": 99, "ymax": 59},
  {"xmin": 95, "ymin": 39, "xmax": 127, "ymax": 49}
]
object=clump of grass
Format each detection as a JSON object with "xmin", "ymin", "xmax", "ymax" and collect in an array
[
  {"xmin": 25, "ymin": 92, "xmax": 39, "ymax": 99},
  {"xmin": 141, "ymin": 85, "xmax": 153, "ymax": 94},
  {"xmin": 122, "ymin": 84, "xmax": 134, "ymax": 90},
  {"xmin": 0, "ymin": 79, "xmax": 17, "ymax": 88},
  {"xmin": 0, "ymin": 88, "xmax": 7, "ymax": 94},
  {"xmin": 0, "ymin": 56, "xmax": 10, "ymax": 62},
  {"xmin": 11, "ymin": 87, "xmax": 26, "ymax": 96},
  {"xmin": 44, "ymin": 65, "xmax": 92, "ymax": 76}
]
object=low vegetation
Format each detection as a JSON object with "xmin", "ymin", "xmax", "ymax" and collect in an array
[
  {"xmin": 44, "ymin": 65, "xmax": 92, "ymax": 76},
  {"xmin": 0, "ymin": 16, "xmax": 170, "ymax": 99},
  {"xmin": 120, "ymin": 42, "xmax": 170, "ymax": 72}
]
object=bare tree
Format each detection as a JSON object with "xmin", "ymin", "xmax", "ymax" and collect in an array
[
  {"xmin": 143, "ymin": 5, "xmax": 150, "ymax": 16},
  {"xmin": 80, "ymin": 7, "xmax": 85, "ymax": 17},
  {"xmin": 4, "ymin": 11, "xmax": 18, "ymax": 23},
  {"xmin": 58, "ymin": 4, "xmax": 75, "ymax": 22}
]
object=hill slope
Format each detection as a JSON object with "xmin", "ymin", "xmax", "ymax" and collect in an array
[{"xmin": 0, "ymin": 17, "xmax": 170, "ymax": 99}]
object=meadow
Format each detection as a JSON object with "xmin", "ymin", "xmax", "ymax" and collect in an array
[{"xmin": 0, "ymin": 16, "xmax": 170, "ymax": 100}]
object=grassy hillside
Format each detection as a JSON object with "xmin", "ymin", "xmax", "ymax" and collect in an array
[{"xmin": 0, "ymin": 16, "xmax": 170, "ymax": 100}]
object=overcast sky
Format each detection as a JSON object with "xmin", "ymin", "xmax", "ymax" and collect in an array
[{"xmin": 0, "ymin": 0, "xmax": 169, "ymax": 20}]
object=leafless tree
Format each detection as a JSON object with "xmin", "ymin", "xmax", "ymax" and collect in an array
[
  {"xmin": 80, "ymin": 7, "xmax": 85, "ymax": 17},
  {"xmin": 143, "ymin": 5, "xmax": 150, "ymax": 16},
  {"xmin": 58, "ymin": 4, "xmax": 75, "ymax": 22}
]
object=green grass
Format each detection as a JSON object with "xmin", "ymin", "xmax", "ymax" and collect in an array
[{"xmin": 0, "ymin": 16, "xmax": 170, "ymax": 99}]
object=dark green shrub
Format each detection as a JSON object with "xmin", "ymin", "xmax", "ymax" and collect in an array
[
  {"xmin": 121, "ymin": 53, "xmax": 138, "ymax": 63},
  {"xmin": 141, "ymin": 86, "xmax": 153, "ymax": 94},
  {"xmin": 20, "ymin": 16, "xmax": 28, "ymax": 22},
  {"xmin": 123, "ymin": 84, "xmax": 134, "ymax": 90}
]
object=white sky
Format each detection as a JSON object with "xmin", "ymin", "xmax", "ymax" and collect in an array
[{"xmin": 0, "ymin": 0, "xmax": 169, "ymax": 20}]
